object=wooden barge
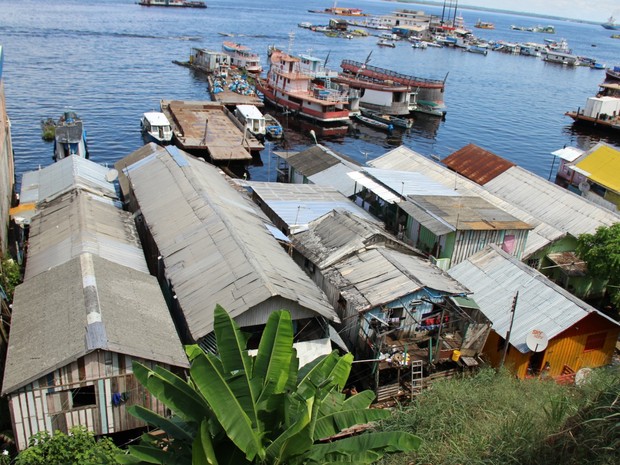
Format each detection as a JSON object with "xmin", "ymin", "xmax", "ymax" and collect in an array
[{"xmin": 160, "ymin": 100, "xmax": 263, "ymax": 175}]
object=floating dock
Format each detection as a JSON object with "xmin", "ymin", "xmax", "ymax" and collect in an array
[{"xmin": 161, "ymin": 100, "xmax": 263, "ymax": 166}]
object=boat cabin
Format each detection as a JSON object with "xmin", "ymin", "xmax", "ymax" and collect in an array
[
  {"xmin": 234, "ymin": 104, "xmax": 266, "ymax": 138},
  {"xmin": 141, "ymin": 111, "xmax": 173, "ymax": 144}
]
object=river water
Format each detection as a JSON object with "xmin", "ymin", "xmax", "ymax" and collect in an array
[{"xmin": 1, "ymin": 0, "xmax": 619, "ymax": 185}]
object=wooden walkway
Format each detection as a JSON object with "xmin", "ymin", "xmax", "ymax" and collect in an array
[{"xmin": 161, "ymin": 100, "xmax": 263, "ymax": 163}]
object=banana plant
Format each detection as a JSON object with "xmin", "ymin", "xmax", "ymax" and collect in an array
[{"xmin": 118, "ymin": 306, "xmax": 420, "ymax": 464}]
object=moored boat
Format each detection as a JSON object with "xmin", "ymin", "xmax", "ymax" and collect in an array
[
  {"xmin": 467, "ymin": 44, "xmax": 488, "ymax": 55},
  {"xmin": 222, "ymin": 41, "xmax": 262, "ymax": 73},
  {"xmin": 141, "ymin": 111, "xmax": 173, "ymax": 145},
  {"xmin": 605, "ymin": 66, "xmax": 620, "ymax": 83},
  {"xmin": 474, "ymin": 20, "xmax": 494, "ymax": 29},
  {"xmin": 53, "ymin": 111, "xmax": 89, "ymax": 161},
  {"xmin": 339, "ymin": 59, "xmax": 447, "ymax": 117},
  {"xmin": 360, "ymin": 108, "xmax": 413, "ymax": 128},
  {"xmin": 264, "ymin": 113, "xmax": 283, "ymax": 139},
  {"xmin": 254, "ymin": 48, "xmax": 352, "ymax": 124},
  {"xmin": 353, "ymin": 114, "xmax": 393, "ymax": 132},
  {"xmin": 377, "ymin": 39, "xmax": 396, "ymax": 48},
  {"xmin": 234, "ymin": 104, "xmax": 266, "ymax": 139},
  {"xmin": 543, "ymin": 50, "xmax": 580, "ymax": 66},
  {"xmin": 138, "ymin": 0, "xmax": 206, "ymax": 8}
]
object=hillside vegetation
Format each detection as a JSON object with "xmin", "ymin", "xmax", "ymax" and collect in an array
[{"xmin": 378, "ymin": 366, "xmax": 620, "ymax": 465}]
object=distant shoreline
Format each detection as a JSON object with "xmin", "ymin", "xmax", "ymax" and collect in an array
[{"xmin": 388, "ymin": 0, "xmax": 600, "ymax": 26}]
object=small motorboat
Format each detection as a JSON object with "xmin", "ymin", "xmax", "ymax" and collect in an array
[
  {"xmin": 53, "ymin": 111, "xmax": 89, "ymax": 161},
  {"xmin": 377, "ymin": 39, "xmax": 396, "ymax": 48},
  {"xmin": 264, "ymin": 113, "xmax": 283, "ymax": 140},
  {"xmin": 360, "ymin": 108, "xmax": 413, "ymax": 129},
  {"xmin": 353, "ymin": 113, "xmax": 394, "ymax": 132},
  {"xmin": 141, "ymin": 112, "xmax": 173, "ymax": 145}
]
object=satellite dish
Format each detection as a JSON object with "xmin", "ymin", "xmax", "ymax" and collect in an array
[
  {"xmin": 578, "ymin": 181, "xmax": 590, "ymax": 192},
  {"xmin": 105, "ymin": 169, "xmax": 119, "ymax": 182},
  {"xmin": 526, "ymin": 329, "xmax": 548, "ymax": 353}
]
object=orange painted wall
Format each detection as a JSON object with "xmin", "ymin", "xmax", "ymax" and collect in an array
[{"xmin": 482, "ymin": 313, "xmax": 619, "ymax": 379}]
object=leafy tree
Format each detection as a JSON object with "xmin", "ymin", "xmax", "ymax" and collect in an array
[
  {"xmin": 576, "ymin": 223, "xmax": 620, "ymax": 306},
  {"xmin": 118, "ymin": 306, "xmax": 420, "ymax": 464},
  {"xmin": 14, "ymin": 426, "xmax": 121, "ymax": 465}
]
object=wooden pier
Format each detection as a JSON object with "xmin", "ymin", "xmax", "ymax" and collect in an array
[{"xmin": 161, "ymin": 100, "xmax": 263, "ymax": 167}]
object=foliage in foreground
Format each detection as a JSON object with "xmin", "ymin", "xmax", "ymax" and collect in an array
[
  {"xmin": 0, "ymin": 257, "xmax": 21, "ymax": 302},
  {"xmin": 14, "ymin": 427, "xmax": 121, "ymax": 465},
  {"xmin": 378, "ymin": 366, "xmax": 620, "ymax": 465},
  {"xmin": 576, "ymin": 223, "xmax": 620, "ymax": 306},
  {"xmin": 119, "ymin": 306, "xmax": 420, "ymax": 464}
]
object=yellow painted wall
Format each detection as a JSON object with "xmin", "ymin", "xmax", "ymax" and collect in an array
[{"xmin": 483, "ymin": 313, "xmax": 619, "ymax": 379}]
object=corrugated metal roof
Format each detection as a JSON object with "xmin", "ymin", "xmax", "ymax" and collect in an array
[
  {"xmin": 248, "ymin": 182, "xmax": 377, "ymax": 233},
  {"xmin": 441, "ymin": 143, "xmax": 515, "ymax": 185},
  {"xmin": 573, "ymin": 143, "xmax": 620, "ymax": 193},
  {"xmin": 2, "ymin": 254, "xmax": 188, "ymax": 395},
  {"xmin": 552, "ymin": 146, "xmax": 584, "ymax": 163},
  {"xmin": 20, "ymin": 155, "xmax": 118, "ymax": 206},
  {"xmin": 448, "ymin": 245, "xmax": 619, "ymax": 354},
  {"xmin": 326, "ymin": 246, "xmax": 468, "ymax": 312},
  {"xmin": 24, "ymin": 190, "xmax": 149, "ymax": 280},
  {"xmin": 364, "ymin": 167, "xmax": 460, "ymax": 197},
  {"xmin": 484, "ymin": 166, "xmax": 620, "ymax": 240},
  {"xmin": 367, "ymin": 146, "xmax": 600, "ymax": 258},
  {"xmin": 406, "ymin": 195, "xmax": 532, "ymax": 232},
  {"xmin": 115, "ymin": 144, "xmax": 338, "ymax": 340},
  {"xmin": 281, "ymin": 144, "xmax": 361, "ymax": 177},
  {"xmin": 308, "ymin": 163, "xmax": 361, "ymax": 197},
  {"xmin": 347, "ymin": 171, "xmax": 400, "ymax": 203}
]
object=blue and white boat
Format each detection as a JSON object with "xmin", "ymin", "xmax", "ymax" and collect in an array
[
  {"xmin": 141, "ymin": 111, "xmax": 173, "ymax": 145},
  {"xmin": 53, "ymin": 111, "xmax": 89, "ymax": 161}
]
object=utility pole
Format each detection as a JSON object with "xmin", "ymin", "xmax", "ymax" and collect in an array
[{"xmin": 499, "ymin": 292, "xmax": 519, "ymax": 370}]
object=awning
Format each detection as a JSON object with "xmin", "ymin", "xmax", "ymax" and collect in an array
[
  {"xmin": 450, "ymin": 295, "xmax": 480, "ymax": 310},
  {"xmin": 347, "ymin": 171, "xmax": 399, "ymax": 204}
]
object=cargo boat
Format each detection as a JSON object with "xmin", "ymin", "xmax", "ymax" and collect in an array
[{"xmin": 339, "ymin": 59, "xmax": 447, "ymax": 117}]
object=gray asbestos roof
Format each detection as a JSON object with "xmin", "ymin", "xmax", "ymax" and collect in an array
[
  {"xmin": 2, "ymin": 254, "xmax": 188, "ymax": 395},
  {"xmin": 369, "ymin": 146, "xmax": 603, "ymax": 258},
  {"xmin": 293, "ymin": 210, "xmax": 415, "ymax": 269},
  {"xmin": 247, "ymin": 182, "xmax": 377, "ymax": 233},
  {"xmin": 448, "ymin": 245, "xmax": 619, "ymax": 354},
  {"xmin": 278, "ymin": 145, "xmax": 362, "ymax": 197},
  {"xmin": 116, "ymin": 144, "xmax": 338, "ymax": 340},
  {"xmin": 24, "ymin": 190, "xmax": 149, "ymax": 280},
  {"xmin": 20, "ymin": 155, "xmax": 118, "ymax": 205},
  {"xmin": 325, "ymin": 246, "xmax": 469, "ymax": 312}
]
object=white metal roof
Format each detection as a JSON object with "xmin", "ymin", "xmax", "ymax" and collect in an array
[
  {"xmin": 19, "ymin": 155, "xmax": 118, "ymax": 206},
  {"xmin": 143, "ymin": 111, "xmax": 171, "ymax": 126},
  {"xmin": 248, "ymin": 182, "xmax": 377, "ymax": 233},
  {"xmin": 364, "ymin": 167, "xmax": 460, "ymax": 197},
  {"xmin": 308, "ymin": 163, "xmax": 362, "ymax": 197},
  {"xmin": 448, "ymin": 246, "xmax": 619, "ymax": 354},
  {"xmin": 235, "ymin": 104, "xmax": 263, "ymax": 119},
  {"xmin": 347, "ymin": 171, "xmax": 399, "ymax": 203},
  {"xmin": 551, "ymin": 146, "xmax": 584, "ymax": 163}
]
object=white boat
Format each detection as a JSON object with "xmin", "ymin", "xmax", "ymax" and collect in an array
[
  {"xmin": 467, "ymin": 44, "xmax": 488, "ymax": 55},
  {"xmin": 141, "ymin": 111, "xmax": 173, "ymax": 145},
  {"xmin": 222, "ymin": 41, "xmax": 262, "ymax": 73},
  {"xmin": 410, "ymin": 38, "xmax": 428, "ymax": 49},
  {"xmin": 53, "ymin": 111, "xmax": 89, "ymax": 161},
  {"xmin": 543, "ymin": 50, "xmax": 580, "ymax": 66},
  {"xmin": 234, "ymin": 104, "xmax": 266, "ymax": 139},
  {"xmin": 377, "ymin": 39, "xmax": 396, "ymax": 48},
  {"xmin": 353, "ymin": 114, "xmax": 393, "ymax": 132}
]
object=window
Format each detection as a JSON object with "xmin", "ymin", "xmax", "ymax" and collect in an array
[
  {"xmin": 72, "ymin": 385, "xmax": 97, "ymax": 408},
  {"xmin": 584, "ymin": 332, "xmax": 607, "ymax": 352}
]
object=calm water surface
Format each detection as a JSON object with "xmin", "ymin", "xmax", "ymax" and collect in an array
[{"xmin": 1, "ymin": 0, "xmax": 619, "ymax": 185}]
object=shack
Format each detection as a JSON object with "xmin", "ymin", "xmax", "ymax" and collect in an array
[
  {"xmin": 449, "ymin": 245, "xmax": 620, "ymax": 380},
  {"xmin": 1, "ymin": 189, "xmax": 188, "ymax": 450},
  {"xmin": 292, "ymin": 210, "xmax": 491, "ymax": 400},
  {"xmin": 115, "ymin": 144, "xmax": 341, "ymax": 353}
]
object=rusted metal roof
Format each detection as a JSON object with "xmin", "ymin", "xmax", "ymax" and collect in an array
[
  {"xmin": 546, "ymin": 251, "xmax": 588, "ymax": 277},
  {"xmin": 442, "ymin": 143, "xmax": 515, "ymax": 185}
]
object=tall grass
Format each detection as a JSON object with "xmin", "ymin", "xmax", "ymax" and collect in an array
[{"xmin": 377, "ymin": 366, "xmax": 620, "ymax": 465}]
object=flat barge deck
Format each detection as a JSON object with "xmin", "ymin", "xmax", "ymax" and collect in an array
[{"xmin": 161, "ymin": 100, "xmax": 263, "ymax": 166}]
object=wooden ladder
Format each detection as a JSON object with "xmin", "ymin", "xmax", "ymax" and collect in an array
[{"xmin": 410, "ymin": 360, "xmax": 424, "ymax": 399}]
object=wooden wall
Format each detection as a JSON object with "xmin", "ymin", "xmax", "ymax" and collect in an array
[
  {"xmin": 8, "ymin": 350, "xmax": 178, "ymax": 450},
  {"xmin": 483, "ymin": 313, "xmax": 620, "ymax": 379}
]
